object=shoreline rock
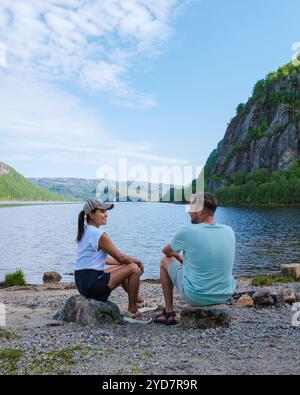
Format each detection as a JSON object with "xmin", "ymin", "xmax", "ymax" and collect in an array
[
  {"xmin": 43, "ymin": 272, "xmax": 62, "ymax": 284},
  {"xmin": 181, "ymin": 305, "xmax": 231, "ymax": 329},
  {"xmin": 53, "ymin": 295, "xmax": 123, "ymax": 326},
  {"xmin": 280, "ymin": 264, "xmax": 300, "ymax": 281}
]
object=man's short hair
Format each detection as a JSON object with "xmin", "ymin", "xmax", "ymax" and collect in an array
[
  {"xmin": 203, "ymin": 192, "xmax": 218, "ymax": 214},
  {"xmin": 191, "ymin": 192, "xmax": 218, "ymax": 214}
]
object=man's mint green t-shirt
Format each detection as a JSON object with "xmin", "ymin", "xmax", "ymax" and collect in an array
[{"xmin": 170, "ymin": 223, "xmax": 236, "ymax": 306}]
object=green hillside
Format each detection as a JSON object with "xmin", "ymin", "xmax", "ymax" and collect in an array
[{"xmin": 0, "ymin": 162, "xmax": 68, "ymax": 201}]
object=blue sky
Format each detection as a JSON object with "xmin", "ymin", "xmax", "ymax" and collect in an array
[{"xmin": 0, "ymin": 0, "xmax": 299, "ymax": 182}]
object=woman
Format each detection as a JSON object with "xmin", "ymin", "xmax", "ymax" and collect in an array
[{"xmin": 75, "ymin": 199, "xmax": 152, "ymax": 323}]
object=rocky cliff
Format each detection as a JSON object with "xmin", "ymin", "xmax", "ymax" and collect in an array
[{"xmin": 206, "ymin": 59, "xmax": 300, "ymax": 192}]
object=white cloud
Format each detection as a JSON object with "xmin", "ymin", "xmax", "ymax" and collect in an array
[
  {"xmin": 0, "ymin": 1, "xmax": 192, "ymax": 177},
  {"xmin": 0, "ymin": 0, "xmax": 186, "ymax": 106},
  {"xmin": 0, "ymin": 72, "xmax": 188, "ymax": 173}
]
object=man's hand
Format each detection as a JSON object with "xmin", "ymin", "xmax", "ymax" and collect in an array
[
  {"xmin": 162, "ymin": 244, "xmax": 183, "ymax": 263},
  {"xmin": 173, "ymin": 253, "xmax": 184, "ymax": 264}
]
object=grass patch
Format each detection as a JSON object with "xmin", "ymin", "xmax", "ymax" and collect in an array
[
  {"xmin": 272, "ymin": 276, "xmax": 295, "ymax": 284},
  {"xmin": 25, "ymin": 347, "xmax": 79, "ymax": 374},
  {"xmin": 251, "ymin": 274, "xmax": 295, "ymax": 286},
  {"xmin": 24, "ymin": 345, "xmax": 111, "ymax": 375},
  {"xmin": 0, "ymin": 348, "xmax": 24, "ymax": 375},
  {"xmin": 0, "ymin": 348, "xmax": 24, "ymax": 360},
  {"xmin": 4, "ymin": 269, "xmax": 26, "ymax": 287},
  {"xmin": 0, "ymin": 329, "xmax": 19, "ymax": 340}
]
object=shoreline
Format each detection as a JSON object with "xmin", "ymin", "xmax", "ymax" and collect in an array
[
  {"xmin": 0, "ymin": 270, "xmax": 288, "ymax": 291},
  {"xmin": 1, "ymin": 277, "xmax": 299, "ymax": 375},
  {"xmin": 1, "ymin": 200, "xmax": 300, "ymax": 208}
]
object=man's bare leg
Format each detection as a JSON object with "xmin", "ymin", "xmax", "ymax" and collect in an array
[{"xmin": 160, "ymin": 256, "xmax": 176, "ymax": 313}]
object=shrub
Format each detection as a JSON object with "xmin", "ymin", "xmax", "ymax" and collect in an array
[
  {"xmin": 4, "ymin": 269, "xmax": 26, "ymax": 287},
  {"xmin": 273, "ymin": 276, "xmax": 295, "ymax": 284},
  {"xmin": 251, "ymin": 274, "xmax": 295, "ymax": 286},
  {"xmin": 251, "ymin": 275, "xmax": 274, "ymax": 286},
  {"xmin": 236, "ymin": 103, "xmax": 245, "ymax": 114}
]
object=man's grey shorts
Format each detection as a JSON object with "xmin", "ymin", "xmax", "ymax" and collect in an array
[{"xmin": 167, "ymin": 261, "xmax": 186, "ymax": 299}]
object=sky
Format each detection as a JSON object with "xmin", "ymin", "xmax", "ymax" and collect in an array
[{"xmin": 0, "ymin": 0, "xmax": 299, "ymax": 183}]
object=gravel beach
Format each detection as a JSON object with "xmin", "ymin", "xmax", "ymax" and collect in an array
[{"xmin": 0, "ymin": 278, "xmax": 299, "ymax": 375}]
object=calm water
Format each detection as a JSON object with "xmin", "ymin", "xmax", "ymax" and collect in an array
[{"xmin": 0, "ymin": 202, "xmax": 299, "ymax": 284}]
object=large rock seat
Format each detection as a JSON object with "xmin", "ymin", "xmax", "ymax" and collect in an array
[
  {"xmin": 180, "ymin": 304, "xmax": 231, "ymax": 329},
  {"xmin": 53, "ymin": 295, "xmax": 123, "ymax": 326}
]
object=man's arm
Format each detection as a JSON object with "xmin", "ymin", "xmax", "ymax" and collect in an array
[{"xmin": 162, "ymin": 244, "xmax": 183, "ymax": 264}]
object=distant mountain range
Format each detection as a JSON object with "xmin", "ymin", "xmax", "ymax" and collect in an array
[
  {"xmin": 0, "ymin": 161, "xmax": 180, "ymax": 203},
  {"xmin": 0, "ymin": 162, "xmax": 67, "ymax": 201},
  {"xmin": 29, "ymin": 177, "xmax": 178, "ymax": 202}
]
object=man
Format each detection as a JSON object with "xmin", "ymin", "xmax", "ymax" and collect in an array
[{"xmin": 154, "ymin": 192, "xmax": 236, "ymax": 325}]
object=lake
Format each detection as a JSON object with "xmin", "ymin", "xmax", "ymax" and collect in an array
[{"xmin": 0, "ymin": 202, "xmax": 299, "ymax": 284}]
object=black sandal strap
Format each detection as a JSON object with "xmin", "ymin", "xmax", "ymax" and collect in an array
[{"xmin": 165, "ymin": 311, "xmax": 176, "ymax": 318}]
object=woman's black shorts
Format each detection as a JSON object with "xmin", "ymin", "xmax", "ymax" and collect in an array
[{"xmin": 75, "ymin": 269, "xmax": 112, "ymax": 302}]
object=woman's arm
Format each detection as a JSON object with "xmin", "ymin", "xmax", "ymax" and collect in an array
[
  {"xmin": 105, "ymin": 256, "xmax": 122, "ymax": 266},
  {"xmin": 99, "ymin": 233, "xmax": 141, "ymax": 266}
]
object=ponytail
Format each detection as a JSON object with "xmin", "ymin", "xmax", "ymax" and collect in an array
[{"xmin": 76, "ymin": 210, "xmax": 85, "ymax": 243}]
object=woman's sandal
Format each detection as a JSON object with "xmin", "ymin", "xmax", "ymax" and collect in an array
[
  {"xmin": 123, "ymin": 311, "xmax": 152, "ymax": 324},
  {"xmin": 137, "ymin": 301, "xmax": 158, "ymax": 313},
  {"xmin": 154, "ymin": 308, "xmax": 177, "ymax": 326}
]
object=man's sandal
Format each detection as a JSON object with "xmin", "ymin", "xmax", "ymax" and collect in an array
[{"xmin": 154, "ymin": 308, "xmax": 177, "ymax": 326}]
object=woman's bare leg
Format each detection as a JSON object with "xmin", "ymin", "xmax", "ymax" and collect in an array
[
  {"xmin": 105, "ymin": 265, "xmax": 145, "ymax": 304},
  {"xmin": 106, "ymin": 263, "xmax": 141, "ymax": 314}
]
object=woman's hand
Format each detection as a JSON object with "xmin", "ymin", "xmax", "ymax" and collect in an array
[
  {"xmin": 122, "ymin": 256, "xmax": 141, "ymax": 265},
  {"xmin": 122, "ymin": 256, "xmax": 144, "ymax": 274},
  {"xmin": 137, "ymin": 262, "xmax": 144, "ymax": 275}
]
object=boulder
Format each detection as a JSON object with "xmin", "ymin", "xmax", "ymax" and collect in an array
[
  {"xmin": 43, "ymin": 272, "xmax": 62, "ymax": 283},
  {"xmin": 294, "ymin": 284, "xmax": 300, "ymax": 301},
  {"xmin": 180, "ymin": 305, "xmax": 231, "ymax": 329},
  {"xmin": 53, "ymin": 295, "xmax": 123, "ymax": 326},
  {"xmin": 282, "ymin": 288, "xmax": 296, "ymax": 304},
  {"xmin": 226, "ymin": 291, "xmax": 255, "ymax": 305},
  {"xmin": 252, "ymin": 289, "xmax": 274, "ymax": 307},
  {"xmin": 234, "ymin": 295, "xmax": 254, "ymax": 308},
  {"xmin": 270, "ymin": 292, "xmax": 285, "ymax": 307},
  {"xmin": 280, "ymin": 264, "xmax": 300, "ymax": 280}
]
